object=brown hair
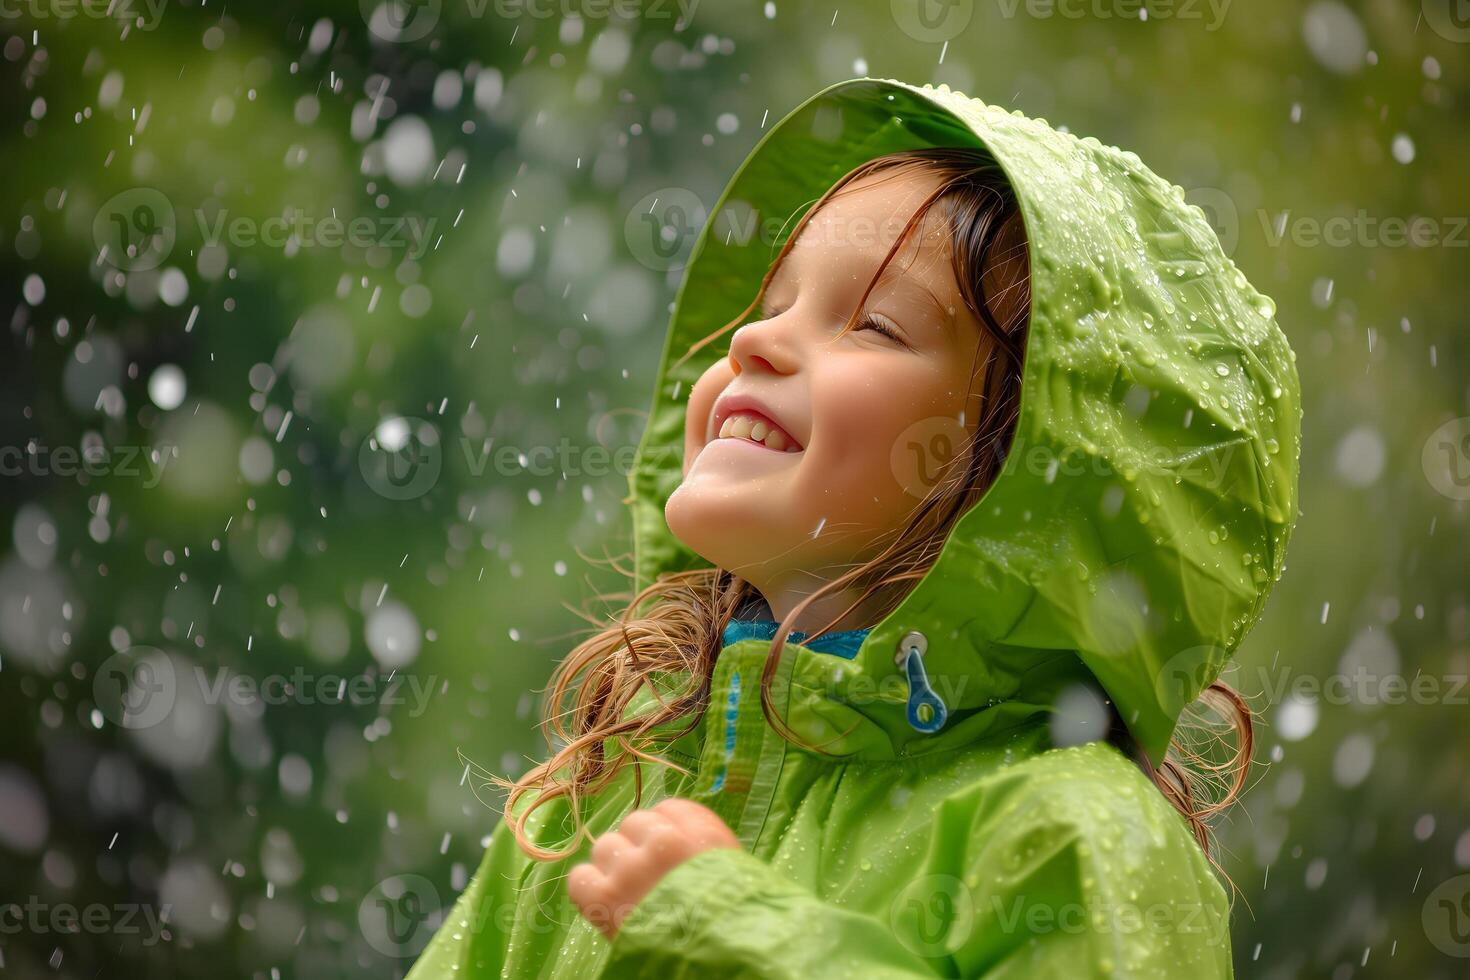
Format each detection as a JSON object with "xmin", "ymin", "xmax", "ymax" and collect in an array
[{"xmin": 498, "ymin": 148, "xmax": 1252, "ymax": 863}]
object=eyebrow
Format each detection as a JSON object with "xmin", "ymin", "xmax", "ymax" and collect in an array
[
  {"xmin": 760, "ymin": 251, "xmax": 957, "ymax": 335},
  {"xmin": 871, "ymin": 258, "xmax": 957, "ymax": 335}
]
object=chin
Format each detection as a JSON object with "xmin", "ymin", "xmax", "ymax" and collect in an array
[
  {"xmin": 664, "ymin": 481, "xmax": 792, "ymax": 581},
  {"xmin": 665, "ymin": 483, "xmax": 744, "ymax": 571}
]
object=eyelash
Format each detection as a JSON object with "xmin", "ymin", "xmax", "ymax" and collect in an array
[
  {"xmin": 757, "ymin": 302, "xmax": 910, "ymax": 348},
  {"xmin": 856, "ymin": 313, "xmax": 905, "ymax": 344}
]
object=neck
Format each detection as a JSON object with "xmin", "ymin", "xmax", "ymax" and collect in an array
[{"xmin": 747, "ymin": 570, "xmax": 878, "ymax": 634}]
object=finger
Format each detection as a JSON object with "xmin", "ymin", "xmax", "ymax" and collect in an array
[
  {"xmin": 650, "ymin": 797, "xmax": 718, "ymax": 824},
  {"xmin": 566, "ymin": 862, "xmax": 608, "ymax": 917},
  {"xmin": 591, "ymin": 830, "xmax": 635, "ymax": 870},
  {"xmin": 618, "ymin": 809, "xmax": 670, "ymax": 845},
  {"xmin": 652, "ymin": 798, "xmax": 738, "ymax": 844}
]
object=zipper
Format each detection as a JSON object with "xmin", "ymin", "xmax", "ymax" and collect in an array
[{"xmin": 897, "ymin": 631, "xmax": 948, "ymax": 734}]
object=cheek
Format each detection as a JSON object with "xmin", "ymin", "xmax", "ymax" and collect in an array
[
  {"xmin": 808, "ymin": 362, "xmax": 965, "ymax": 505},
  {"xmin": 816, "ymin": 393, "xmax": 897, "ymax": 489},
  {"xmin": 681, "ymin": 360, "xmax": 736, "ymax": 476}
]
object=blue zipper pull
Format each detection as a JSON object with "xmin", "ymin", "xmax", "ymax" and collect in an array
[{"xmin": 896, "ymin": 631, "xmax": 947, "ymax": 734}]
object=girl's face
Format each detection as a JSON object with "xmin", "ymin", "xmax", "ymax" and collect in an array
[{"xmin": 666, "ymin": 171, "xmax": 1020, "ymax": 612}]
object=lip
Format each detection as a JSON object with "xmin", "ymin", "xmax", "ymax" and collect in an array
[{"xmin": 709, "ymin": 391, "xmax": 805, "ymax": 452}]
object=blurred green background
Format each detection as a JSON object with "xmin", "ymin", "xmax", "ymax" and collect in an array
[{"xmin": 0, "ymin": 0, "xmax": 1466, "ymax": 976}]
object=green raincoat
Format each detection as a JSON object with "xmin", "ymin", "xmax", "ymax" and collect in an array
[{"xmin": 407, "ymin": 77, "xmax": 1301, "ymax": 979}]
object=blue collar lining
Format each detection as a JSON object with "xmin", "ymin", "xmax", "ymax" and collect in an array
[{"xmin": 720, "ymin": 619, "xmax": 870, "ymax": 660}]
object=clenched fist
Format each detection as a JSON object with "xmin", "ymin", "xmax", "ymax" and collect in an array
[{"xmin": 567, "ymin": 797, "xmax": 740, "ymax": 939}]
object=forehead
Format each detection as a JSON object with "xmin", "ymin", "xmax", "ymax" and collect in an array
[{"xmin": 771, "ymin": 171, "xmax": 959, "ymax": 301}]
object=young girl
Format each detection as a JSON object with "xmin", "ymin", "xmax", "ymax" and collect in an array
[{"xmin": 408, "ymin": 77, "xmax": 1300, "ymax": 978}]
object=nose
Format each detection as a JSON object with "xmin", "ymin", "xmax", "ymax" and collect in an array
[{"xmin": 728, "ymin": 315, "xmax": 797, "ymax": 377}]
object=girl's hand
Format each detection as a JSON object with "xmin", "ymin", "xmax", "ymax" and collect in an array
[{"xmin": 567, "ymin": 798, "xmax": 739, "ymax": 939}]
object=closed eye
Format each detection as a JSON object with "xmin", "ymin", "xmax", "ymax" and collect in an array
[
  {"xmin": 757, "ymin": 293, "xmax": 911, "ymax": 349},
  {"xmin": 856, "ymin": 312, "xmax": 911, "ymax": 348}
]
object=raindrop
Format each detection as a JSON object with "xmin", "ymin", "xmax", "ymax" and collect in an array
[
  {"xmin": 365, "ymin": 599, "xmax": 422, "ymax": 668},
  {"xmin": 1301, "ymin": 2, "xmax": 1366, "ymax": 75},
  {"xmin": 13, "ymin": 504, "xmax": 58, "ymax": 569},
  {"xmin": 0, "ymin": 766, "xmax": 49, "ymax": 853},
  {"xmin": 382, "ymin": 116, "xmax": 435, "ymax": 186},
  {"xmin": 159, "ymin": 859, "xmax": 231, "ymax": 940},
  {"xmin": 1277, "ymin": 694, "xmax": 1318, "ymax": 741},
  {"xmin": 148, "ymin": 364, "xmax": 187, "ymax": 411},
  {"xmin": 1332, "ymin": 733, "xmax": 1374, "ymax": 788},
  {"xmin": 376, "ymin": 417, "xmax": 411, "ymax": 453},
  {"xmin": 1049, "ymin": 684, "xmax": 1110, "ymax": 748},
  {"xmin": 158, "ymin": 267, "xmax": 189, "ymax": 306},
  {"xmin": 1333, "ymin": 426, "xmax": 1385, "ymax": 487}
]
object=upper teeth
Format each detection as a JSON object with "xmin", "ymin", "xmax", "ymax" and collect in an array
[{"xmin": 719, "ymin": 412, "xmax": 797, "ymax": 452}]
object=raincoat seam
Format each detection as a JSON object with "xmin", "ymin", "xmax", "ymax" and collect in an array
[
  {"xmin": 736, "ymin": 643, "xmax": 801, "ymax": 848},
  {"xmin": 778, "ymin": 715, "xmax": 1040, "ymax": 768}
]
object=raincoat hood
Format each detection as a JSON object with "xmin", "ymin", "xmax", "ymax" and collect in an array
[{"xmin": 630, "ymin": 77, "xmax": 1301, "ymax": 763}]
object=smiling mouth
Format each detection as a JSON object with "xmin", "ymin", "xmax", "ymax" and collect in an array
[{"xmin": 716, "ymin": 410, "xmax": 802, "ymax": 453}]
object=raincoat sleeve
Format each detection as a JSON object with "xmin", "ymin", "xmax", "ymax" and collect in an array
[{"xmin": 603, "ymin": 749, "xmax": 1233, "ymax": 979}]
